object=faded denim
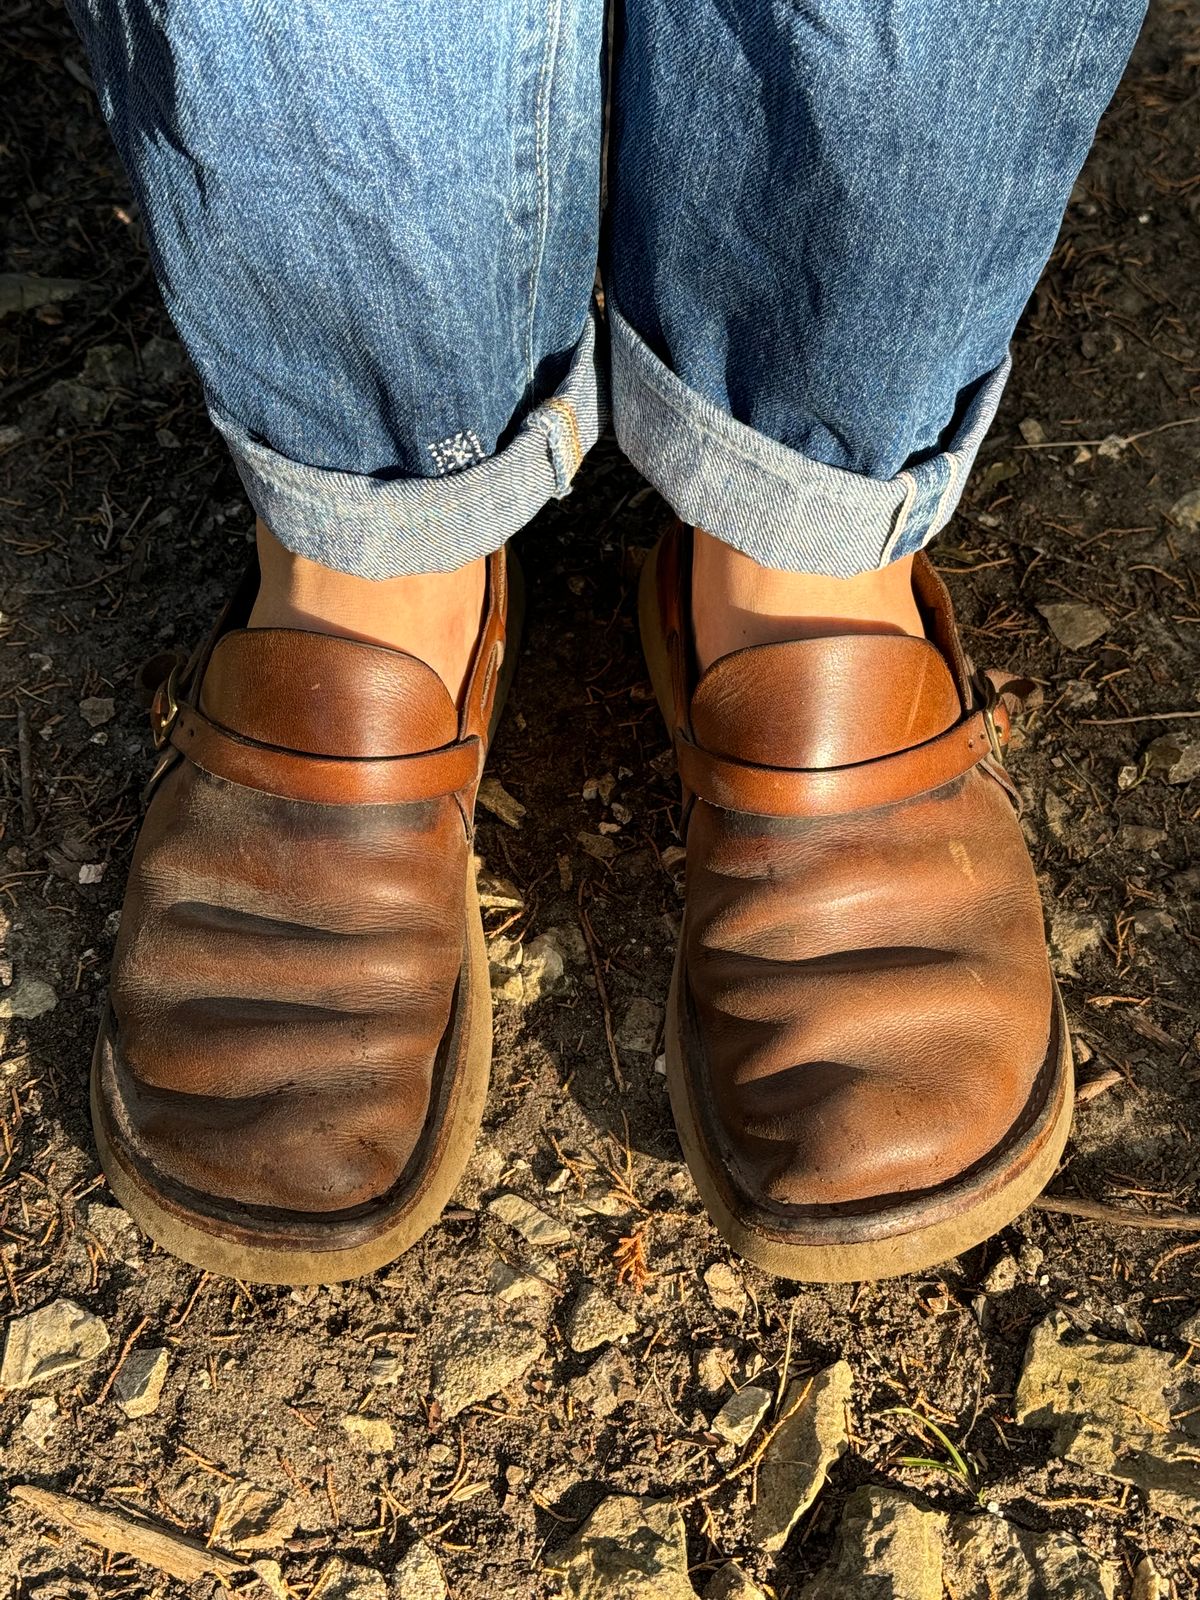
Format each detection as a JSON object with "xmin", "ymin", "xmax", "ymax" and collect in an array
[{"xmin": 69, "ymin": 0, "xmax": 1145, "ymax": 578}]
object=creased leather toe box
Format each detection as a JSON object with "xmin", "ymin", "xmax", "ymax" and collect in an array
[
  {"xmin": 103, "ymin": 761, "xmax": 468, "ymax": 1216},
  {"xmin": 683, "ymin": 776, "xmax": 1054, "ymax": 1212}
]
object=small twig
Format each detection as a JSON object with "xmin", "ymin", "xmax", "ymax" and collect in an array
[
  {"xmin": 87, "ymin": 1315, "xmax": 149, "ymax": 1410},
  {"xmin": 170, "ymin": 1271, "xmax": 209, "ymax": 1328},
  {"xmin": 675, "ymin": 1376, "xmax": 815, "ymax": 1509},
  {"xmin": 16, "ymin": 700, "xmax": 36, "ymax": 835},
  {"xmin": 1034, "ymin": 1196, "xmax": 1200, "ymax": 1231},
  {"xmin": 1080, "ymin": 710, "xmax": 1200, "ymax": 725},
  {"xmin": 1015, "ymin": 416, "xmax": 1200, "ymax": 451},
  {"xmin": 10, "ymin": 1485, "xmax": 246, "ymax": 1585},
  {"xmin": 1151, "ymin": 1239, "xmax": 1200, "ymax": 1280},
  {"xmin": 577, "ymin": 879, "xmax": 625, "ymax": 1092},
  {"xmin": 775, "ymin": 1301, "xmax": 798, "ymax": 1415}
]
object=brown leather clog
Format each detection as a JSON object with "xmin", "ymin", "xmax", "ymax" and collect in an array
[
  {"xmin": 92, "ymin": 548, "xmax": 518, "ymax": 1284},
  {"xmin": 640, "ymin": 525, "xmax": 1072, "ymax": 1281}
]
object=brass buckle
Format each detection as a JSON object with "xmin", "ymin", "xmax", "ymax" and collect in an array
[{"xmin": 151, "ymin": 665, "xmax": 181, "ymax": 749}]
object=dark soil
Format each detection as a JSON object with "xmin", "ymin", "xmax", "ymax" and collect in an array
[{"xmin": 2, "ymin": 2, "xmax": 1199, "ymax": 1597}]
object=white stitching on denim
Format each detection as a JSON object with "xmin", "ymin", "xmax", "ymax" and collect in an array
[
  {"xmin": 428, "ymin": 429, "xmax": 485, "ymax": 475},
  {"xmin": 878, "ymin": 472, "xmax": 921, "ymax": 565},
  {"xmin": 932, "ymin": 449, "xmax": 962, "ymax": 532},
  {"xmin": 527, "ymin": 0, "xmax": 565, "ymax": 389}
]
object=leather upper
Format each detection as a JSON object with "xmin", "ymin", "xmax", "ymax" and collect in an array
[
  {"xmin": 660, "ymin": 528, "xmax": 1054, "ymax": 1212},
  {"xmin": 103, "ymin": 550, "xmax": 507, "ymax": 1217}
]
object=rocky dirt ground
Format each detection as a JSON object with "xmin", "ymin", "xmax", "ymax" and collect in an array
[{"xmin": 3, "ymin": 3, "xmax": 1200, "ymax": 1598}]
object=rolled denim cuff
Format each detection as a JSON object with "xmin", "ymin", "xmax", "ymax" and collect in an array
[
  {"xmin": 609, "ymin": 298, "xmax": 1009, "ymax": 578},
  {"xmin": 207, "ymin": 312, "xmax": 606, "ymax": 578}
]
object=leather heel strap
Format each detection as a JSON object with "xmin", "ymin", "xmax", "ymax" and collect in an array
[
  {"xmin": 169, "ymin": 706, "xmax": 483, "ymax": 806},
  {"xmin": 678, "ymin": 701, "xmax": 1010, "ymax": 818}
]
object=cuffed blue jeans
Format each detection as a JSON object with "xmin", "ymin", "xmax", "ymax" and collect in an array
[{"xmin": 69, "ymin": 0, "xmax": 1144, "ymax": 579}]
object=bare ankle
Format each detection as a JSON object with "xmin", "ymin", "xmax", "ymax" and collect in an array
[
  {"xmin": 249, "ymin": 519, "xmax": 486, "ymax": 705},
  {"xmin": 690, "ymin": 528, "xmax": 924, "ymax": 671}
]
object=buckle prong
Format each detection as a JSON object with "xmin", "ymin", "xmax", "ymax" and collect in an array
[
  {"xmin": 152, "ymin": 666, "xmax": 181, "ymax": 749},
  {"xmin": 982, "ymin": 701, "xmax": 1005, "ymax": 766}
]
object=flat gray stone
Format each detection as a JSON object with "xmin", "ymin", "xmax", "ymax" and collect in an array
[
  {"xmin": 1015, "ymin": 1311, "xmax": 1199, "ymax": 1524},
  {"xmin": 1, "ymin": 1298, "xmax": 109, "ymax": 1389},
  {"xmin": 1015, "ymin": 1311, "xmax": 1174, "ymax": 1444},
  {"xmin": 551, "ymin": 1494, "xmax": 694, "ymax": 1599},
  {"xmin": 521, "ymin": 932, "xmax": 569, "ymax": 1000},
  {"xmin": 798, "ymin": 1489, "xmax": 1117, "ymax": 1600},
  {"xmin": 706, "ymin": 1563, "xmax": 769, "ymax": 1600},
  {"xmin": 78, "ymin": 695, "xmax": 115, "ymax": 727},
  {"xmin": 945, "ymin": 1513, "xmax": 1116, "ymax": 1599},
  {"xmin": 340, "ymin": 1413, "xmax": 395, "ymax": 1453},
  {"xmin": 981, "ymin": 1252, "xmax": 1019, "ymax": 1295},
  {"xmin": 84, "ymin": 1202, "xmax": 143, "ymax": 1267},
  {"xmin": 568, "ymin": 1285, "xmax": 636, "ymax": 1353},
  {"xmin": 750, "ymin": 1360, "xmax": 852, "ymax": 1552},
  {"xmin": 211, "ymin": 1481, "xmax": 298, "ymax": 1552},
  {"xmin": 1168, "ymin": 487, "xmax": 1200, "ymax": 534},
  {"xmin": 711, "ymin": 1384, "xmax": 772, "ymax": 1448},
  {"xmin": 81, "ymin": 343, "xmax": 136, "ymax": 388},
  {"xmin": 369, "ymin": 1349, "xmax": 405, "ymax": 1386},
  {"xmin": 695, "ymin": 1346, "xmax": 735, "ymax": 1394},
  {"xmin": 1132, "ymin": 1556, "xmax": 1166, "ymax": 1600},
  {"xmin": 1066, "ymin": 1422, "xmax": 1200, "ymax": 1525},
  {"xmin": 0, "ymin": 975, "xmax": 57, "ymax": 1021},
  {"xmin": 1047, "ymin": 910, "xmax": 1104, "ymax": 978},
  {"xmin": 475, "ymin": 869, "xmax": 523, "ymax": 911},
  {"xmin": 487, "ymin": 935, "xmax": 525, "ymax": 1002},
  {"xmin": 488, "ymin": 931, "xmax": 570, "ymax": 1004},
  {"xmin": 614, "ymin": 997, "xmax": 663, "ymax": 1055},
  {"xmin": 1144, "ymin": 734, "xmax": 1200, "ymax": 786},
  {"xmin": 141, "ymin": 336, "xmax": 189, "ymax": 387},
  {"xmin": 20, "ymin": 1395, "xmax": 59, "ymax": 1449},
  {"xmin": 800, "ymin": 1487, "xmax": 944, "ymax": 1599},
  {"xmin": 1121, "ymin": 824, "xmax": 1168, "ymax": 851},
  {"xmin": 391, "ymin": 1540, "xmax": 447, "ymax": 1599},
  {"xmin": 488, "ymin": 1191, "xmax": 571, "ymax": 1247},
  {"xmin": 115, "ymin": 1346, "xmax": 169, "ymax": 1418},
  {"xmin": 488, "ymin": 1256, "xmax": 559, "ymax": 1304},
  {"xmin": 1037, "ymin": 601, "xmax": 1109, "ymax": 651},
  {"xmin": 703, "ymin": 1261, "xmax": 748, "ymax": 1317},
  {"xmin": 569, "ymin": 1348, "xmax": 636, "ymax": 1419},
  {"xmin": 309, "ymin": 1558, "xmax": 387, "ymax": 1600},
  {"xmin": 429, "ymin": 1304, "xmax": 545, "ymax": 1419}
]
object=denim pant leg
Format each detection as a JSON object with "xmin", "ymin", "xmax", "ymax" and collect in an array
[
  {"xmin": 67, "ymin": 0, "xmax": 605, "ymax": 577},
  {"xmin": 607, "ymin": 0, "xmax": 1147, "ymax": 577}
]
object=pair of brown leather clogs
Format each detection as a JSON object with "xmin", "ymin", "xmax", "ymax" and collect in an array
[{"xmin": 92, "ymin": 527, "xmax": 1070, "ymax": 1284}]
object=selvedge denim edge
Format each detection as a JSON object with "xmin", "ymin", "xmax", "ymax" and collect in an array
[
  {"xmin": 208, "ymin": 313, "xmax": 607, "ymax": 579},
  {"xmin": 609, "ymin": 297, "xmax": 1011, "ymax": 579}
]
